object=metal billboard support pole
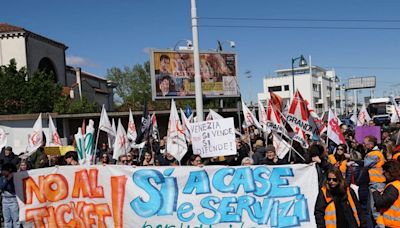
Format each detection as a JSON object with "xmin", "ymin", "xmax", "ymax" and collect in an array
[{"xmin": 191, "ymin": 0, "xmax": 203, "ymax": 121}]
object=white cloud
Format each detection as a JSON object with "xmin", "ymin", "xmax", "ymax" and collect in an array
[{"xmin": 66, "ymin": 55, "xmax": 99, "ymax": 68}]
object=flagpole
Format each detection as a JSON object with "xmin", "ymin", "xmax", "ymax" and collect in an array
[
  {"xmin": 268, "ymin": 102, "xmax": 307, "ymax": 162},
  {"xmin": 93, "ymin": 129, "xmax": 100, "ymax": 164}
]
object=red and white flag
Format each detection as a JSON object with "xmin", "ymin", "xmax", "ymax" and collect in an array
[
  {"xmin": 357, "ymin": 104, "xmax": 371, "ymax": 126},
  {"xmin": 180, "ymin": 108, "xmax": 192, "ymax": 143},
  {"xmin": 292, "ymin": 127, "xmax": 309, "ymax": 148},
  {"xmin": 287, "ymin": 90, "xmax": 319, "ymax": 136},
  {"xmin": 242, "ymin": 102, "xmax": 262, "ymax": 129},
  {"xmin": 167, "ymin": 100, "xmax": 187, "ymax": 161},
  {"xmin": 113, "ymin": 118, "xmax": 130, "ymax": 160},
  {"xmin": 26, "ymin": 113, "xmax": 43, "ymax": 155},
  {"xmin": 99, "ymin": 105, "xmax": 115, "ymax": 135},
  {"xmin": 267, "ymin": 100, "xmax": 286, "ymax": 133},
  {"xmin": 327, "ymin": 109, "xmax": 346, "ymax": 145},
  {"xmin": 48, "ymin": 115, "xmax": 61, "ymax": 146},
  {"xmin": 0, "ymin": 128, "xmax": 7, "ymax": 151},
  {"xmin": 258, "ymin": 100, "xmax": 268, "ymax": 132},
  {"xmin": 272, "ymin": 132, "xmax": 291, "ymax": 159},
  {"xmin": 127, "ymin": 108, "xmax": 137, "ymax": 147}
]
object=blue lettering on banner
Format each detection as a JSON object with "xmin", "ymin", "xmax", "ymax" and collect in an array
[{"xmin": 130, "ymin": 166, "xmax": 311, "ymax": 227}]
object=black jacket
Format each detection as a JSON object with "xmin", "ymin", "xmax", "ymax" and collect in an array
[
  {"xmin": 0, "ymin": 151, "xmax": 20, "ymax": 167},
  {"xmin": 315, "ymin": 187, "xmax": 365, "ymax": 228},
  {"xmin": 372, "ymin": 183, "xmax": 399, "ymax": 211}
]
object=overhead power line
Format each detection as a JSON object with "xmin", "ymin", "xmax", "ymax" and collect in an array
[
  {"xmin": 200, "ymin": 17, "xmax": 400, "ymax": 23},
  {"xmin": 199, "ymin": 25, "xmax": 400, "ymax": 30}
]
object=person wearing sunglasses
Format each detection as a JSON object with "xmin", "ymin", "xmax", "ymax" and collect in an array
[
  {"xmin": 315, "ymin": 167, "xmax": 364, "ymax": 228},
  {"xmin": 373, "ymin": 161, "xmax": 400, "ymax": 227},
  {"xmin": 328, "ymin": 144, "xmax": 350, "ymax": 176},
  {"xmin": 99, "ymin": 153, "xmax": 110, "ymax": 165}
]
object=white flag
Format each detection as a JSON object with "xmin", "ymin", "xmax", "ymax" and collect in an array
[
  {"xmin": 108, "ymin": 118, "xmax": 117, "ymax": 148},
  {"xmin": 242, "ymin": 102, "xmax": 262, "ymax": 129},
  {"xmin": 327, "ymin": 109, "xmax": 346, "ymax": 145},
  {"xmin": 390, "ymin": 96, "xmax": 400, "ymax": 123},
  {"xmin": 206, "ymin": 109, "xmax": 224, "ymax": 121},
  {"xmin": 167, "ymin": 100, "xmax": 187, "ymax": 161},
  {"xmin": 0, "ymin": 128, "xmax": 7, "ymax": 151},
  {"xmin": 99, "ymin": 105, "xmax": 114, "ymax": 135},
  {"xmin": 84, "ymin": 120, "xmax": 95, "ymax": 165},
  {"xmin": 113, "ymin": 118, "xmax": 130, "ymax": 160},
  {"xmin": 127, "ymin": 108, "xmax": 138, "ymax": 147},
  {"xmin": 258, "ymin": 100, "xmax": 268, "ymax": 132},
  {"xmin": 180, "ymin": 108, "xmax": 192, "ymax": 143},
  {"xmin": 75, "ymin": 127, "xmax": 85, "ymax": 165},
  {"xmin": 48, "ymin": 115, "xmax": 62, "ymax": 146},
  {"xmin": 357, "ymin": 104, "xmax": 371, "ymax": 126},
  {"xmin": 26, "ymin": 113, "xmax": 43, "ymax": 155},
  {"xmin": 272, "ymin": 132, "xmax": 291, "ymax": 159},
  {"xmin": 350, "ymin": 109, "xmax": 358, "ymax": 124}
]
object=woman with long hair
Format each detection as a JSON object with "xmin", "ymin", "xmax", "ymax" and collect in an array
[
  {"xmin": 328, "ymin": 144, "xmax": 349, "ymax": 176},
  {"xmin": 188, "ymin": 155, "xmax": 203, "ymax": 167},
  {"xmin": 315, "ymin": 168, "xmax": 364, "ymax": 228}
]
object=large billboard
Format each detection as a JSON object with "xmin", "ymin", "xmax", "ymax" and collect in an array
[
  {"xmin": 347, "ymin": 76, "xmax": 376, "ymax": 90},
  {"xmin": 150, "ymin": 49, "xmax": 240, "ymax": 100}
]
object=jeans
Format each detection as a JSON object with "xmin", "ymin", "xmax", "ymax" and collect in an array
[{"xmin": 2, "ymin": 196, "xmax": 19, "ymax": 228}]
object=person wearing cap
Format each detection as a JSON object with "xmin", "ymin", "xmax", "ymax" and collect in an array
[
  {"xmin": 0, "ymin": 146, "xmax": 20, "ymax": 168},
  {"xmin": 260, "ymin": 145, "xmax": 286, "ymax": 165}
]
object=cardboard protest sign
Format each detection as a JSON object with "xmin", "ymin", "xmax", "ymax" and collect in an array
[
  {"xmin": 189, "ymin": 118, "xmax": 236, "ymax": 158},
  {"xmin": 355, "ymin": 126, "xmax": 381, "ymax": 144}
]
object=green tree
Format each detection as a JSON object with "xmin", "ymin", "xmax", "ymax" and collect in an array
[
  {"xmin": 53, "ymin": 96, "xmax": 100, "ymax": 114},
  {"xmin": 0, "ymin": 59, "xmax": 62, "ymax": 114},
  {"xmin": 107, "ymin": 61, "xmax": 172, "ymax": 111}
]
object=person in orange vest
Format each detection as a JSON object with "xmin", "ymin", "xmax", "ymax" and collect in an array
[
  {"xmin": 373, "ymin": 161, "xmax": 400, "ymax": 228},
  {"xmin": 363, "ymin": 135, "xmax": 386, "ymax": 226},
  {"xmin": 328, "ymin": 144, "xmax": 350, "ymax": 176},
  {"xmin": 315, "ymin": 167, "xmax": 364, "ymax": 228},
  {"xmin": 391, "ymin": 144, "xmax": 400, "ymax": 161}
]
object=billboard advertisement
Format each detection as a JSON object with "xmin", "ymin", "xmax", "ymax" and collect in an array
[
  {"xmin": 347, "ymin": 76, "xmax": 376, "ymax": 90},
  {"xmin": 150, "ymin": 49, "xmax": 240, "ymax": 99}
]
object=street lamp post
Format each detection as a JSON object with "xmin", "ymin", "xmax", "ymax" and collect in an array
[{"xmin": 291, "ymin": 55, "xmax": 308, "ymax": 101}]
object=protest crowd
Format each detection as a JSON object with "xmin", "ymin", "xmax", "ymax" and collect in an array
[{"xmin": 1, "ymin": 91, "xmax": 400, "ymax": 227}]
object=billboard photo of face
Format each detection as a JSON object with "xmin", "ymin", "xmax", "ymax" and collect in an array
[{"xmin": 151, "ymin": 50, "xmax": 240, "ymax": 100}]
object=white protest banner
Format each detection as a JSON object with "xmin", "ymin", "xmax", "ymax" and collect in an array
[
  {"xmin": 0, "ymin": 128, "xmax": 7, "ymax": 151},
  {"xmin": 15, "ymin": 164, "xmax": 318, "ymax": 228},
  {"xmin": 189, "ymin": 118, "xmax": 236, "ymax": 158}
]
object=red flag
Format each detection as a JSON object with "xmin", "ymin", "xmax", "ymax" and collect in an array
[
  {"xmin": 266, "ymin": 100, "xmax": 286, "ymax": 133},
  {"xmin": 270, "ymin": 91, "xmax": 283, "ymax": 112},
  {"xmin": 82, "ymin": 119, "xmax": 86, "ymax": 135}
]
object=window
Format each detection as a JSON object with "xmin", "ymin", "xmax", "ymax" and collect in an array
[
  {"xmin": 284, "ymin": 85, "xmax": 289, "ymax": 91},
  {"xmin": 268, "ymin": 86, "xmax": 282, "ymax": 92}
]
